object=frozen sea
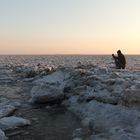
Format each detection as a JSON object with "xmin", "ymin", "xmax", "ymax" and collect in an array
[
  {"xmin": 0, "ymin": 55, "xmax": 139, "ymax": 140},
  {"xmin": 0, "ymin": 55, "xmax": 139, "ymax": 70}
]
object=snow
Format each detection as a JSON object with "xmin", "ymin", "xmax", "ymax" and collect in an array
[
  {"xmin": 0, "ymin": 55, "xmax": 140, "ymax": 139},
  {"xmin": 0, "ymin": 116, "xmax": 30, "ymax": 131}
]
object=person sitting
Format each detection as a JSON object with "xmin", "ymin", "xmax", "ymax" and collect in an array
[{"xmin": 112, "ymin": 50, "xmax": 126, "ymax": 69}]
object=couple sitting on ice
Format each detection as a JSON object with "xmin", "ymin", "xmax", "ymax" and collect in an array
[{"xmin": 112, "ymin": 50, "xmax": 126, "ymax": 69}]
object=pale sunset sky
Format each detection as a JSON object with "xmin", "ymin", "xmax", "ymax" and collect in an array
[{"xmin": 0, "ymin": 0, "xmax": 140, "ymax": 54}]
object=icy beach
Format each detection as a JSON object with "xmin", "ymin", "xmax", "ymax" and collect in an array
[{"xmin": 0, "ymin": 55, "xmax": 140, "ymax": 140}]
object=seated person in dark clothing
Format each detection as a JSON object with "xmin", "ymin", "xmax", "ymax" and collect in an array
[{"xmin": 112, "ymin": 50, "xmax": 126, "ymax": 69}]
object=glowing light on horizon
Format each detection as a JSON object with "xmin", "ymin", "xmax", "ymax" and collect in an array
[{"xmin": 0, "ymin": 0, "xmax": 140, "ymax": 54}]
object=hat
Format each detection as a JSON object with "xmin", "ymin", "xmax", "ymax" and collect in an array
[{"xmin": 117, "ymin": 50, "xmax": 121, "ymax": 53}]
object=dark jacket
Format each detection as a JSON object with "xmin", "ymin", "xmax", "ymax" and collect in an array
[{"xmin": 112, "ymin": 53, "xmax": 126, "ymax": 69}]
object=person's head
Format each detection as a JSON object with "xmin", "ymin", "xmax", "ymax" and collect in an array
[{"xmin": 117, "ymin": 50, "xmax": 121, "ymax": 54}]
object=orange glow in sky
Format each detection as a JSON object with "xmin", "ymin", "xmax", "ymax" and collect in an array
[{"xmin": 0, "ymin": 0, "xmax": 140, "ymax": 54}]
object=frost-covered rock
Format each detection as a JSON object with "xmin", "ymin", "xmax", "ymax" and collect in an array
[
  {"xmin": 0, "ymin": 105, "xmax": 16, "ymax": 118},
  {"xmin": 0, "ymin": 99, "xmax": 20, "ymax": 118},
  {"xmin": 0, "ymin": 129, "xmax": 7, "ymax": 140},
  {"xmin": 33, "ymin": 69, "xmax": 70, "ymax": 86},
  {"xmin": 90, "ymin": 135, "xmax": 109, "ymax": 140},
  {"xmin": 90, "ymin": 126, "xmax": 140, "ymax": 140},
  {"xmin": 84, "ymin": 90, "xmax": 119, "ymax": 105},
  {"xmin": 68, "ymin": 100, "xmax": 140, "ymax": 140},
  {"xmin": 94, "ymin": 67, "xmax": 108, "ymax": 75},
  {"xmin": 123, "ymin": 80, "xmax": 140, "ymax": 105},
  {"xmin": 72, "ymin": 128, "xmax": 83, "ymax": 138},
  {"xmin": 30, "ymin": 85, "xmax": 64, "ymax": 104},
  {"xmin": 72, "ymin": 138, "xmax": 83, "ymax": 140},
  {"xmin": 13, "ymin": 64, "xmax": 56, "ymax": 78},
  {"xmin": 30, "ymin": 68, "xmax": 71, "ymax": 104},
  {"xmin": 0, "ymin": 116, "xmax": 30, "ymax": 131},
  {"xmin": 123, "ymin": 89, "xmax": 140, "ymax": 104}
]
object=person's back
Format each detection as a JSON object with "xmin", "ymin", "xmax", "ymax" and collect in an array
[{"xmin": 118, "ymin": 52, "xmax": 126, "ymax": 68}]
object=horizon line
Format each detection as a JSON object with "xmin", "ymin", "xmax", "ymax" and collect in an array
[{"xmin": 0, "ymin": 53, "xmax": 139, "ymax": 56}]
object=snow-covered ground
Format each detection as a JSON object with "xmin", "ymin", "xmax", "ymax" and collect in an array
[
  {"xmin": 0, "ymin": 55, "xmax": 140, "ymax": 70},
  {"xmin": 0, "ymin": 55, "xmax": 140, "ymax": 140},
  {"xmin": 29, "ymin": 63, "xmax": 140, "ymax": 140}
]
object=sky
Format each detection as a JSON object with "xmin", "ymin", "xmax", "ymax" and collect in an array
[{"xmin": 0, "ymin": 0, "xmax": 140, "ymax": 54}]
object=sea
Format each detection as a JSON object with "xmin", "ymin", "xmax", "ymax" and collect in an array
[{"xmin": 0, "ymin": 55, "xmax": 139, "ymax": 70}]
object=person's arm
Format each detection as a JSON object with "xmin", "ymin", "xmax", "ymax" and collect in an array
[{"xmin": 112, "ymin": 54, "xmax": 118, "ymax": 59}]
